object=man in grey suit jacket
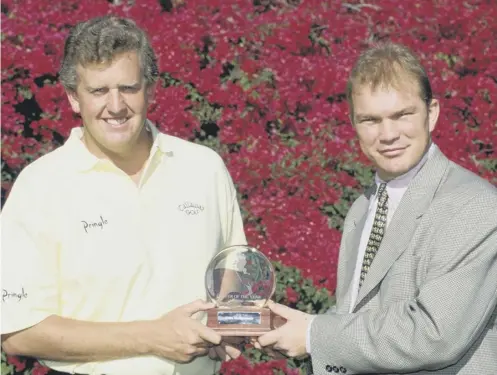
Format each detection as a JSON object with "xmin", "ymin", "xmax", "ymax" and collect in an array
[{"xmin": 257, "ymin": 42, "xmax": 497, "ymax": 374}]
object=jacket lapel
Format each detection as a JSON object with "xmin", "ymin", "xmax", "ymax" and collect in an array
[
  {"xmin": 353, "ymin": 147, "xmax": 450, "ymax": 310},
  {"xmin": 336, "ymin": 187, "xmax": 374, "ymax": 314}
]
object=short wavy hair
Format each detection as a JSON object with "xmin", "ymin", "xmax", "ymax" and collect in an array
[
  {"xmin": 346, "ymin": 42, "xmax": 433, "ymax": 121},
  {"xmin": 59, "ymin": 15, "xmax": 159, "ymax": 91}
]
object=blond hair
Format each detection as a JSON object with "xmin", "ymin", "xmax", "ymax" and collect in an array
[{"xmin": 346, "ymin": 42, "xmax": 432, "ymax": 119}]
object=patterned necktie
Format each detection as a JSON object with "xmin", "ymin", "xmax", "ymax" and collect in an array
[{"xmin": 359, "ymin": 182, "xmax": 389, "ymax": 288}]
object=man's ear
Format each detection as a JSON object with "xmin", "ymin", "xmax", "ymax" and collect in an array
[
  {"xmin": 146, "ymin": 82, "xmax": 157, "ymax": 104},
  {"xmin": 348, "ymin": 101, "xmax": 356, "ymax": 128},
  {"xmin": 428, "ymin": 98, "xmax": 440, "ymax": 133},
  {"xmin": 66, "ymin": 89, "xmax": 81, "ymax": 114}
]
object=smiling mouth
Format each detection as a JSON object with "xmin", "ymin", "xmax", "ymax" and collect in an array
[
  {"xmin": 103, "ymin": 118, "xmax": 129, "ymax": 126},
  {"xmin": 379, "ymin": 147, "xmax": 408, "ymax": 156}
]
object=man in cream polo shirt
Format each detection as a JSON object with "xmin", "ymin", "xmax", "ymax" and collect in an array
[{"xmin": 1, "ymin": 15, "xmax": 246, "ymax": 375}]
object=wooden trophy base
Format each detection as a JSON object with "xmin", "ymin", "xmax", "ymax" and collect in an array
[{"xmin": 206, "ymin": 306, "xmax": 287, "ymax": 336}]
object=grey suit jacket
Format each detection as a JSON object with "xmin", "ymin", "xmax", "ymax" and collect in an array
[{"xmin": 309, "ymin": 146, "xmax": 497, "ymax": 374}]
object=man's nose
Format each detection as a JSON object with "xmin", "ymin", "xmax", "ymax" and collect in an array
[
  {"xmin": 106, "ymin": 90, "xmax": 126, "ymax": 114},
  {"xmin": 379, "ymin": 119, "xmax": 400, "ymax": 142}
]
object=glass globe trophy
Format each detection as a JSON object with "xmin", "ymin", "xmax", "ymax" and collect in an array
[{"xmin": 205, "ymin": 245, "xmax": 286, "ymax": 336}]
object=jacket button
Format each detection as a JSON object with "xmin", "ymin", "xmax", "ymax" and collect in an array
[
  {"xmin": 333, "ymin": 366, "xmax": 339, "ymax": 373},
  {"xmin": 340, "ymin": 367, "xmax": 347, "ymax": 373},
  {"xmin": 325, "ymin": 365, "xmax": 333, "ymax": 372}
]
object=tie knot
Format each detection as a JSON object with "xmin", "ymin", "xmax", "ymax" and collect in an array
[{"xmin": 377, "ymin": 183, "xmax": 388, "ymax": 207}]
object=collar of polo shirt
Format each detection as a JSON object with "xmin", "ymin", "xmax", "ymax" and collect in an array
[{"xmin": 66, "ymin": 119, "xmax": 171, "ymax": 173}]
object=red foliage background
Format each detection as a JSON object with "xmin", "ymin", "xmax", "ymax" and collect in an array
[{"xmin": 2, "ymin": 0, "xmax": 496, "ymax": 373}]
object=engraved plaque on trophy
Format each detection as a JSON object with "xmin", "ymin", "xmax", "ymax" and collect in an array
[{"xmin": 205, "ymin": 245, "xmax": 286, "ymax": 336}]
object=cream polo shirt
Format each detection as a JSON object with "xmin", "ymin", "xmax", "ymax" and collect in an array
[{"xmin": 1, "ymin": 122, "xmax": 247, "ymax": 375}]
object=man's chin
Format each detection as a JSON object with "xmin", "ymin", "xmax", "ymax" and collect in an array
[
  {"xmin": 100, "ymin": 140, "xmax": 136, "ymax": 156},
  {"xmin": 377, "ymin": 163, "xmax": 411, "ymax": 181}
]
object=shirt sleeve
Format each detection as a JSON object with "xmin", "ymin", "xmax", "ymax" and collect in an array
[
  {"xmin": 1, "ymin": 168, "xmax": 60, "ymax": 334},
  {"xmin": 225, "ymin": 192, "xmax": 247, "ymax": 248},
  {"xmin": 215, "ymin": 155, "xmax": 247, "ymax": 249}
]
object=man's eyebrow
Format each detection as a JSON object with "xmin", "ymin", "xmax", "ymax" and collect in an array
[
  {"xmin": 386, "ymin": 106, "xmax": 418, "ymax": 119},
  {"xmin": 85, "ymin": 85, "xmax": 105, "ymax": 91},
  {"xmin": 118, "ymin": 83, "xmax": 141, "ymax": 88},
  {"xmin": 391, "ymin": 106, "xmax": 417, "ymax": 116},
  {"xmin": 355, "ymin": 113, "xmax": 381, "ymax": 121},
  {"xmin": 84, "ymin": 83, "xmax": 141, "ymax": 90},
  {"xmin": 355, "ymin": 106, "xmax": 418, "ymax": 121}
]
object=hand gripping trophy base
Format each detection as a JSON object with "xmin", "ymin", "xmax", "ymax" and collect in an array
[{"xmin": 206, "ymin": 305, "xmax": 287, "ymax": 336}]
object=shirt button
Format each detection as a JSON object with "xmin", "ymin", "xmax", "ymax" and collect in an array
[
  {"xmin": 333, "ymin": 366, "xmax": 340, "ymax": 373},
  {"xmin": 325, "ymin": 365, "xmax": 333, "ymax": 372},
  {"xmin": 340, "ymin": 367, "xmax": 347, "ymax": 373}
]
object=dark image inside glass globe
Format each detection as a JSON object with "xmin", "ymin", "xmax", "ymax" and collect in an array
[
  {"xmin": 204, "ymin": 245, "xmax": 286, "ymax": 336},
  {"xmin": 206, "ymin": 245, "xmax": 275, "ymax": 307}
]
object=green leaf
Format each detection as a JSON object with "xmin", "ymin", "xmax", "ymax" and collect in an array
[{"xmin": 1, "ymin": 361, "xmax": 14, "ymax": 375}]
